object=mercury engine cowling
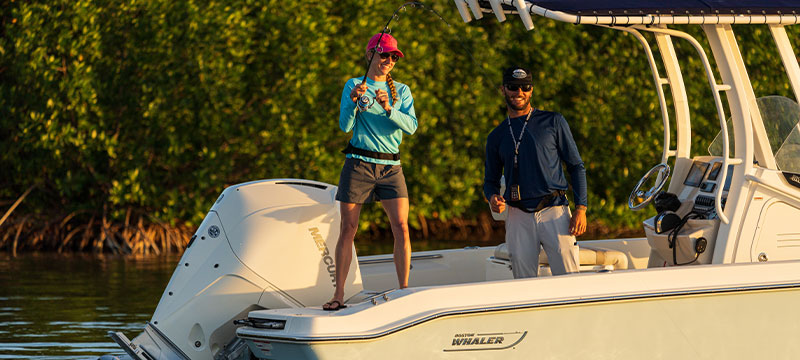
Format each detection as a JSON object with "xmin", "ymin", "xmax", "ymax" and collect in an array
[{"xmin": 109, "ymin": 179, "xmax": 363, "ymax": 360}]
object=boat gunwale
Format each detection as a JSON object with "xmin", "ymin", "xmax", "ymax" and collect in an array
[{"xmin": 236, "ymin": 279, "xmax": 800, "ymax": 343}]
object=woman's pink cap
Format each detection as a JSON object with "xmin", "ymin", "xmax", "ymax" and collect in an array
[{"xmin": 366, "ymin": 33, "xmax": 404, "ymax": 58}]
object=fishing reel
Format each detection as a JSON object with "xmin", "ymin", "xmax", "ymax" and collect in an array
[{"xmin": 357, "ymin": 94, "xmax": 376, "ymax": 112}]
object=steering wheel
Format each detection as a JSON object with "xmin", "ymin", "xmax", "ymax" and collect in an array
[{"xmin": 628, "ymin": 163, "xmax": 671, "ymax": 211}]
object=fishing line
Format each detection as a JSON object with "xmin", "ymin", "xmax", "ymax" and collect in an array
[{"xmin": 357, "ymin": 1, "xmax": 497, "ymax": 112}]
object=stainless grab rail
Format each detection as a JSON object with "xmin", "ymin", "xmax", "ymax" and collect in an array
[{"xmin": 358, "ymin": 254, "xmax": 443, "ymax": 266}]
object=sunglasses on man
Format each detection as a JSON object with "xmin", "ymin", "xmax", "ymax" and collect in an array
[
  {"xmin": 505, "ymin": 84, "xmax": 532, "ymax": 92},
  {"xmin": 371, "ymin": 50, "xmax": 400, "ymax": 62}
]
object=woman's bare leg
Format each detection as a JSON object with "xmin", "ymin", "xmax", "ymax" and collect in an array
[
  {"xmin": 325, "ymin": 202, "xmax": 362, "ymax": 308},
  {"xmin": 381, "ymin": 197, "xmax": 411, "ymax": 288}
]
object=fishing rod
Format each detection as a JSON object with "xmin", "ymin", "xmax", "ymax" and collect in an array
[
  {"xmin": 357, "ymin": 1, "xmax": 488, "ymax": 112},
  {"xmin": 358, "ymin": 2, "xmax": 420, "ymax": 112}
]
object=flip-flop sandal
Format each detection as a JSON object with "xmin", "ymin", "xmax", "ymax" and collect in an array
[{"xmin": 322, "ymin": 300, "xmax": 348, "ymax": 311}]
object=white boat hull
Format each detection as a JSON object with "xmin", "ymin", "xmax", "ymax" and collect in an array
[
  {"xmin": 251, "ymin": 287, "xmax": 800, "ymax": 359},
  {"xmin": 239, "ymin": 261, "xmax": 800, "ymax": 359}
]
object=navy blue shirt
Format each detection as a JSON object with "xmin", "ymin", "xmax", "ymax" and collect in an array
[{"xmin": 483, "ymin": 109, "xmax": 588, "ymax": 210}]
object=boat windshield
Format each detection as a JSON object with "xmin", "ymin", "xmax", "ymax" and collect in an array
[{"xmin": 708, "ymin": 95, "xmax": 800, "ymax": 173}]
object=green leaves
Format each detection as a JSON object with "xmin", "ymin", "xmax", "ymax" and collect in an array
[{"xmin": 1, "ymin": 1, "xmax": 794, "ymax": 236}]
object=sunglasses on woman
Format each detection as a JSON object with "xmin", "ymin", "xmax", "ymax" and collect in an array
[
  {"xmin": 505, "ymin": 84, "xmax": 532, "ymax": 92},
  {"xmin": 372, "ymin": 51, "xmax": 400, "ymax": 62}
]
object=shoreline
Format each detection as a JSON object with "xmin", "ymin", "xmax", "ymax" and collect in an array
[{"xmin": 0, "ymin": 212, "xmax": 644, "ymax": 256}]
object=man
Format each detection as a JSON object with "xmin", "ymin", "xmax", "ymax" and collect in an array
[{"xmin": 484, "ymin": 66, "xmax": 588, "ymax": 278}]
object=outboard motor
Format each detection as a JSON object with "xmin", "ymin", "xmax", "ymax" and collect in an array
[{"xmin": 109, "ymin": 179, "xmax": 363, "ymax": 360}]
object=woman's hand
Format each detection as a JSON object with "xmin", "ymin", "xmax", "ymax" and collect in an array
[
  {"xmin": 375, "ymin": 89, "xmax": 392, "ymax": 113},
  {"xmin": 350, "ymin": 83, "xmax": 367, "ymax": 103}
]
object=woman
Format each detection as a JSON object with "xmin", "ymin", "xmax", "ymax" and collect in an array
[{"xmin": 323, "ymin": 33, "xmax": 418, "ymax": 311}]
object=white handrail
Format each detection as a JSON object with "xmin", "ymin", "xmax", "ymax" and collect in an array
[
  {"xmin": 745, "ymin": 175, "xmax": 800, "ymax": 204},
  {"xmin": 770, "ymin": 25, "xmax": 800, "ymax": 106},
  {"xmin": 610, "ymin": 26, "xmax": 672, "ymax": 165},
  {"xmin": 634, "ymin": 25, "xmax": 738, "ymax": 224}
]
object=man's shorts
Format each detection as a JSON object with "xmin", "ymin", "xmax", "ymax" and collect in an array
[{"xmin": 335, "ymin": 157, "xmax": 408, "ymax": 204}]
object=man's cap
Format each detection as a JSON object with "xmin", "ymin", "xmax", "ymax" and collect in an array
[
  {"xmin": 366, "ymin": 33, "xmax": 404, "ymax": 58},
  {"xmin": 503, "ymin": 66, "xmax": 532, "ymax": 85}
]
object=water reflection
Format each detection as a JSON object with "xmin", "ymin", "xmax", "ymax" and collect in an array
[
  {"xmin": 0, "ymin": 239, "xmax": 499, "ymax": 358},
  {"xmin": 0, "ymin": 253, "xmax": 178, "ymax": 359}
]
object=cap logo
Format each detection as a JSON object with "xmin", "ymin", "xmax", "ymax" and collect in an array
[{"xmin": 512, "ymin": 69, "xmax": 528, "ymax": 79}]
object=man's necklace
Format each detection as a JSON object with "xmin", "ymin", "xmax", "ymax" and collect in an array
[{"xmin": 507, "ymin": 109, "xmax": 534, "ymax": 169}]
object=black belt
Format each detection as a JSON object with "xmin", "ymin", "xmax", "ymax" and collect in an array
[
  {"xmin": 516, "ymin": 190, "xmax": 566, "ymax": 213},
  {"xmin": 342, "ymin": 143, "xmax": 400, "ymax": 161}
]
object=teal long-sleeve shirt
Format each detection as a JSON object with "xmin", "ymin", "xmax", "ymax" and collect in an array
[{"xmin": 339, "ymin": 77, "xmax": 417, "ymax": 166}]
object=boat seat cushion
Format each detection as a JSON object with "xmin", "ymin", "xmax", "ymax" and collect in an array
[{"xmin": 493, "ymin": 242, "xmax": 629, "ymax": 270}]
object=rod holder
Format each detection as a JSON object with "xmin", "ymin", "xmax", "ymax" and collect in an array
[
  {"xmin": 454, "ymin": 0, "xmax": 473, "ymax": 22},
  {"xmin": 513, "ymin": 0, "xmax": 534, "ymax": 30},
  {"xmin": 465, "ymin": 0, "xmax": 484, "ymax": 19},
  {"xmin": 488, "ymin": 0, "xmax": 507, "ymax": 22}
]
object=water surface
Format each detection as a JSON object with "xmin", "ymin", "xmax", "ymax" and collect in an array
[
  {"xmin": 0, "ymin": 239, "xmax": 498, "ymax": 359},
  {"xmin": 0, "ymin": 254, "xmax": 177, "ymax": 359}
]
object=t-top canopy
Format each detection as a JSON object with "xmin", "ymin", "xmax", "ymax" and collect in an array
[
  {"xmin": 527, "ymin": 0, "xmax": 800, "ymax": 15},
  {"xmin": 463, "ymin": 0, "xmax": 800, "ymax": 27}
]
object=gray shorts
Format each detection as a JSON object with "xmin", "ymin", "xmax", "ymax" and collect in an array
[{"xmin": 335, "ymin": 158, "xmax": 408, "ymax": 204}]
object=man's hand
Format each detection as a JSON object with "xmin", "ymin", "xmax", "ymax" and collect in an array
[
  {"xmin": 350, "ymin": 83, "xmax": 367, "ymax": 103},
  {"xmin": 490, "ymin": 194, "xmax": 506, "ymax": 214},
  {"xmin": 569, "ymin": 207, "xmax": 587, "ymax": 236}
]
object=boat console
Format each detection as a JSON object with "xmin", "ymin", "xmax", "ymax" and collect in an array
[{"xmin": 644, "ymin": 156, "xmax": 732, "ymax": 266}]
